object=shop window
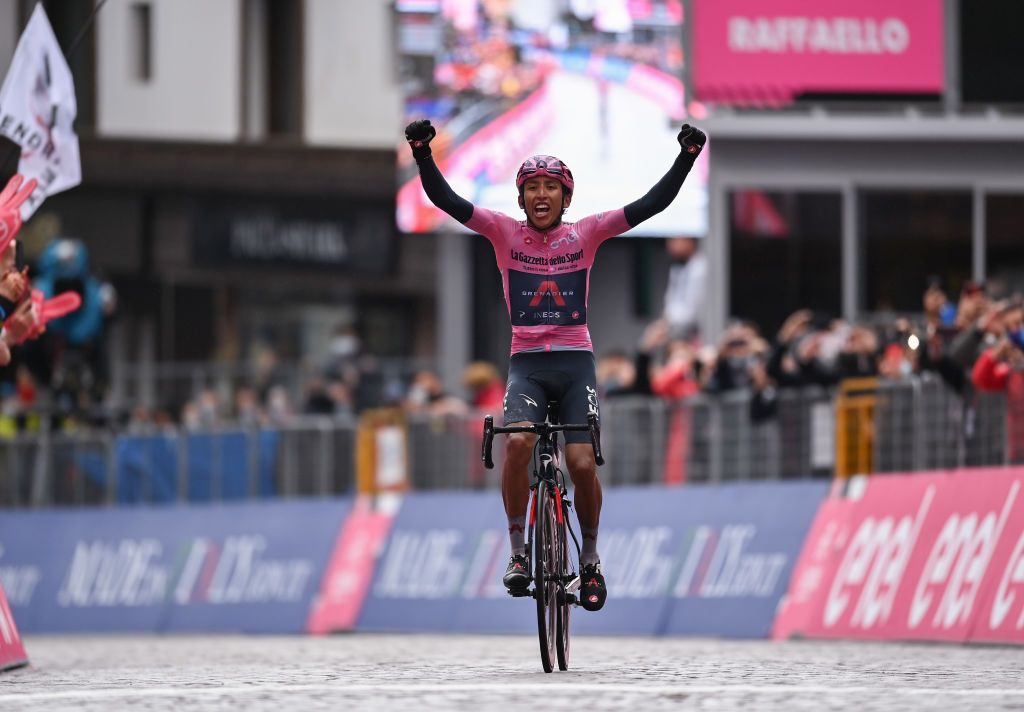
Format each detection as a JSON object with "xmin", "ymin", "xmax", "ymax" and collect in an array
[
  {"xmin": 729, "ymin": 190, "xmax": 841, "ymax": 335},
  {"xmin": 862, "ymin": 191, "xmax": 971, "ymax": 313},
  {"xmin": 986, "ymin": 194, "xmax": 1024, "ymax": 298}
]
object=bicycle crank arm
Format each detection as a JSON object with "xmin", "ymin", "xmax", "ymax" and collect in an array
[{"xmin": 565, "ymin": 575, "xmax": 580, "ymax": 594}]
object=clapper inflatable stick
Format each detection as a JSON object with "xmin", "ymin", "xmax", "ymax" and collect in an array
[{"xmin": 0, "ymin": 175, "xmax": 38, "ymax": 255}]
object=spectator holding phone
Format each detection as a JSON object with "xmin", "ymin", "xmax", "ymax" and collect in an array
[{"xmin": 972, "ymin": 300, "xmax": 1024, "ymax": 460}]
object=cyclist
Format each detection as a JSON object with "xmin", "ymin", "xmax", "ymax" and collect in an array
[{"xmin": 404, "ymin": 118, "xmax": 706, "ymax": 611}]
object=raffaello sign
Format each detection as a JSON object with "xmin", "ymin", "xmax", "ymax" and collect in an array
[
  {"xmin": 693, "ymin": 0, "xmax": 945, "ymax": 105},
  {"xmin": 774, "ymin": 469, "xmax": 1024, "ymax": 644}
]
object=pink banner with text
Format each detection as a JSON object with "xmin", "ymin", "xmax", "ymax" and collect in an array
[
  {"xmin": 693, "ymin": 0, "xmax": 945, "ymax": 105},
  {"xmin": 0, "ymin": 581, "xmax": 28, "ymax": 671},
  {"xmin": 774, "ymin": 468, "xmax": 1024, "ymax": 645}
]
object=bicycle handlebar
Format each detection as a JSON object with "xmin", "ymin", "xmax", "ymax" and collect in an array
[{"xmin": 482, "ymin": 413, "xmax": 604, "ymax": 469}]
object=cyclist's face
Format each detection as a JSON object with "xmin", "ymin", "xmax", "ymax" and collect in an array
[{"xmin": 520, "ymin": 177, "xmax": 570, "ymax": 231}]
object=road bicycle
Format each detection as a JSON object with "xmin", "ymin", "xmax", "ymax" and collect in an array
[{"xmin": 482, "ymin": 407, "xmax": 603, "ymax": 673}]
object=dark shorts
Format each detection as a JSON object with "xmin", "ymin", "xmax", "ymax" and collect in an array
[{"xmin": 503, "ymin": 350, "xmax": 599, "ymax": 444}]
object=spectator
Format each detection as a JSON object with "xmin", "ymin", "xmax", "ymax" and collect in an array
[
  {"xmin": 596, "ymin": 348, "xmax": 636, "ymax": 397},
  {"xmin": 235, "ymin": 386, "xmax": 265, "ymax": 427},
  {"xmin": 265, "ymin": 384, "xmax": 295, "ymax": 425},
  {"xmin": 837, "ymin": 325, "xmax": 880, "ymax": 379},
  {"xmin": 304, "ymin": 376, "xmax": 335, "ymax": 415},
  {"xmin": 462, "ymin": 361, "xmax": 504, "ymax": 411},
  {"xmin": 972, "ymin": 304, "xmax": 1024, "ymax": 461},
  {"xmin": 767, "ymin": 310, "xmax": 842, "ymax": 388},
  {"xmin": 705, "ymin": 321, "xmax": 769, "ymax": 393},
  {"xmin": 662, "ymin": 236, "xmax": 706, "ymax": 340},
  {"xmin": 639, "ymin": 320, "xmax": 699, "ymax": 400},
  {"xmin": 403, "ymin": 370, "xmax": 467, "ymax": 417},
  {"xmin": 919, "ymin": 281, "xmax": 988, "ymax": 393}
]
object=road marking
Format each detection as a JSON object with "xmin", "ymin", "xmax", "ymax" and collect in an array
[{"xmin": 5, "ymin": 683, "xmax": 1024, "ymax": 702}]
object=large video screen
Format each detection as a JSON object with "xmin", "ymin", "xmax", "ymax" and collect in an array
[{"xmin": 396, "ymin": 0, "xmax": 707, "ymax": 237}]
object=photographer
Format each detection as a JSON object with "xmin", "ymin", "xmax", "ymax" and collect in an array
[{"xmin": 972, "ymin": 301, "xmax": 1024, "ymax": 461}]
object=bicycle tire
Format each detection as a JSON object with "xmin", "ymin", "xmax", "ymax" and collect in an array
[
  {"xmin": 533, "ymin": 480, "xmax": 557, "ymax": 673},
  {"xmin": 555, "ymin": 486, "xmax": 571, "ymax": 671}
]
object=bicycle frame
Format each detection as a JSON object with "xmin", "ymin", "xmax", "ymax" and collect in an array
[{"xmin": 481, "ymin": 412, "xmax": 603, "ymax": 672}]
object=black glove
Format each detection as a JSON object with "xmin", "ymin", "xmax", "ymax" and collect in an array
[
  {"xmin": 405, "ymin": 119, "xmax": 436, "ymax": 159},
  {"xmin": 677, "ymin": 124, "xmax": 706, "ymax": 155}
]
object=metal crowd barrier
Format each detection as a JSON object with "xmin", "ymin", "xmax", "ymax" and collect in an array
[
  {"xmin": 0, "ymin": 376, "xmax": 1019, "ymax": 508},
  {"xmin": 871, "ymin": 373, "xmax": 1007, "ymax": 473},
  {"xmin": 0, "ymin": 416, "xmax": 358, "ymax": 508}
]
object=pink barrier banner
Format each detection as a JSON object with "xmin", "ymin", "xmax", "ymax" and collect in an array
[
  {"xmin": 307, "ymin": 498, "xmax": 395, "ymax": 634},
  {"xmin": 693, "ymin": 0, "xmax": 945, "ymax": 105},
  {"xmin": 774, "ymin": 468, "xmax": 1024, "ymax": 645},
  {"xmin": 0, "ymin": 581, "xmax": 28, "ymax": 671}
]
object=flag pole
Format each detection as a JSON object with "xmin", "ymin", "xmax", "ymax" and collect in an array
[{"xmin": 0, "ymin": 0, "xmax": 110, "ymax": 176}]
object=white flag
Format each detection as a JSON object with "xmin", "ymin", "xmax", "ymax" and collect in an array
[{"xmin": 0, "ymin": 3, "xmax": 82, "ymax": 220}]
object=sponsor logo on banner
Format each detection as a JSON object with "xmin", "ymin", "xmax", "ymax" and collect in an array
[
  {"xmin": 361, "ymin": 483, "xmax": 827, "ymax": 637},
  {"xmin": 0, "ymin": 499, "xmax": 350, "ymax": 634},
  {"xmin": 372, "ymin": 523, "xmax": 794, "ymax": 604},
  {"xmin": 988, "ymin": 530, "xmax": 1024, "ymax": 632},
  {"xmin": 673, "ymin": 525, "xmax": 788, "ymax": 599},
  {"xmin": 0, "ymin": 545, "xmax": 41, "ymax": 607},
  {"xmin": 823, "ymin": 487, "xmax": 935, "ymax": 629},
  {"xmin": 373, "ymin": 529, "xmax": 507, "ymax": 600},
  {"xmin": 774, "ymin": 468, "xmax": 1024, "ymax": 644},
  {"xmin": 908, "ymin": 482, "xmax": 1017, "ymax": 632},
  {"xmin": 56, "ymin": 535, "xmax": 314, "ymax": 608}
]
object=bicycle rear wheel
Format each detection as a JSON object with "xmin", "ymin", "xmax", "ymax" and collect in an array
[{"xmin": 532, "ymin": 481, "xmax": 558, "ymax": 673}]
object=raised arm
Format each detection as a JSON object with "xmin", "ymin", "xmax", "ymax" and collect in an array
[
  {"xmin": 622, "ymin": 124, "xmax": 706, "ymax": 229},
  {"xmin": 405, "ymin": 119, "xmax": 474, "ymax": 225}
]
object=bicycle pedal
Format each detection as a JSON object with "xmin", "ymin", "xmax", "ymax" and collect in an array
[
  {"xmin": 507, "ymin": 587, "xmax": 532, "ymax": 598},
  {"xmin": 564, "ymin": 593, "xmax": 578, "ymax": 606}
]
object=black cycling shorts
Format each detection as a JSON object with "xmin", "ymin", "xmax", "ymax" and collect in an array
[{"xmin": 503, "ymin": 350, "xmax": 599, "ymax": 444}]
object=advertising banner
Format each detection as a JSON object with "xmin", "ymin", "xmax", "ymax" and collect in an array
[
  {"xmin": 0, "ymin": 580, "xmax": 28, "ymax": 671},
  {"xmin": 359, "ymin": 481, "xmax": 827, "ymax": 637},
  {"xmin": 693, "ymin": 0, "xmax": 945, "ymax": 105},
  {"xmin": 774, "ymin": 468, "xmax": 1024, "ymax": 645},
  {"xmin": 0, "ymin": 499, "xmax": 350, "ymax": 634}
]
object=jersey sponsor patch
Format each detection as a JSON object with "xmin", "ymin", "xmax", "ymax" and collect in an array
[{"xmin": 509, "ymin": 268, "xmax": 587, "ymax": 326}]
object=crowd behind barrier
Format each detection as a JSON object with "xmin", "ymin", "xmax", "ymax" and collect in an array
[
  {"xmin": 5, "ymin": 277, "xmax": 1024, "ymax": 506},
  {"xmin": 0, "ymin": 374, "xmax": 1019, "ymax": 508}
]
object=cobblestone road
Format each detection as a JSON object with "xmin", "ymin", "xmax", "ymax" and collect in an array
[{"xmin": 3, "ymin": 635, "xmax": 1023, "ymax": 711}]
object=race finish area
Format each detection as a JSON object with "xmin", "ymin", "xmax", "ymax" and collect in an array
[{"xmin": 3, "ymin": 635, "xmax": 1023, "ymax": 711}]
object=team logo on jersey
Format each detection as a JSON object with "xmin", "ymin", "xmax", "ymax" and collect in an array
[
  {"xmin": 548, "ymin": 231, "xmax": 579, "ymax": 250},
  {"xmin": 529, "ymin": 280, "xmax": 567, "ymax": 307},
  {"xmin": 509, "ymin": 269, "xmax": 587, "ymax": 326},
  {"xmin": 520, "ymin": 394, "xmax": 538, "ymax": 408}
]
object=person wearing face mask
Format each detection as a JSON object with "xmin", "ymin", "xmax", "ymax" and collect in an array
[
  {"xmin": 662, "ymin": 236, "xmax": 706, "ymax": 341},
  {"xmin": 404, "ymin": 117, "xmax": 706, "ymax": 612},
  {"xmin": 972, "ymin": 301, "xmax": 1024, "ymax": 461}
]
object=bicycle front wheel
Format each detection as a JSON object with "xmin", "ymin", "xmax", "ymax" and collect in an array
[
  {"xmin": 555, "ymin": 490, "xmax": 571, "ymax": 671},
  {"xmin": 532, "ymin": 481, "xmax": 558, "ymax": 673}
]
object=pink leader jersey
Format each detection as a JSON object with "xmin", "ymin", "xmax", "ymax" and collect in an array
[{"xmin": 465, "ymin": 206, "xmax": 632, "ymax": 355}]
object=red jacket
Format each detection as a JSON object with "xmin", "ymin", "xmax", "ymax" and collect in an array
[{"xmin": 972, "ymin": 350, "xmax": 1012, "ymax": 391}]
